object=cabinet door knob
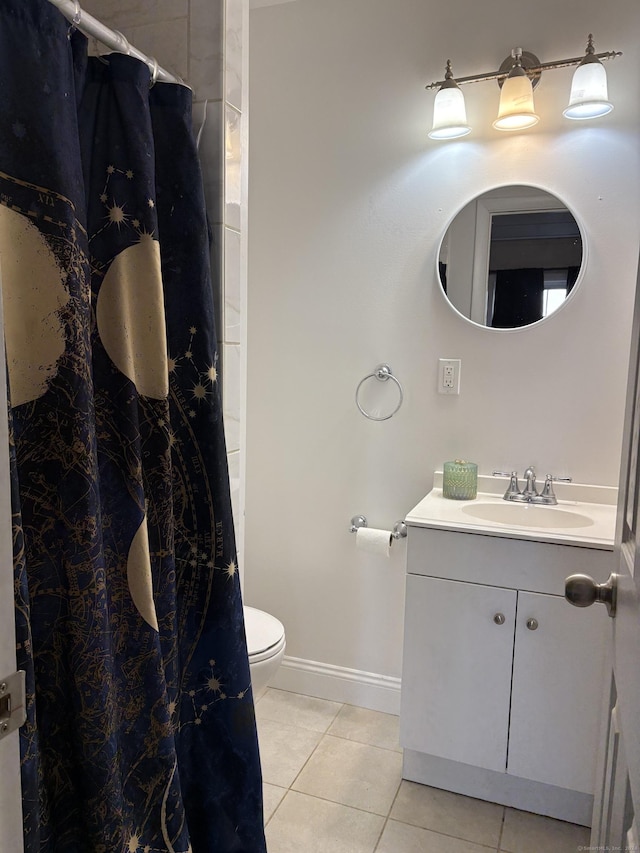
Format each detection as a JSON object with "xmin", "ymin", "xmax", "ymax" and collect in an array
[
  {"xmin": 526, "ymin": 618, "xmax": 538, "ymax": 631},
  {"xmin": 493, "ymin": 613, "xmax": 506, "ymax": 625}
]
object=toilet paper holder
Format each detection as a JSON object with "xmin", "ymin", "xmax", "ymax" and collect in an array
[{"xmin": 349, "ymin": 515, "xmax": 408, "ymax": 539}]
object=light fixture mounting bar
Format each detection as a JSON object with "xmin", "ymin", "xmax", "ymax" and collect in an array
[{"xmin": 425, "ymin": 49, "xmax": 622, "ymax": 90}]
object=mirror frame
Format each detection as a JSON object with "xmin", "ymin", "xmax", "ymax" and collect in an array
[{"xmin": 437, "ymin": 184, "xmax": 587, "ymax": 332}]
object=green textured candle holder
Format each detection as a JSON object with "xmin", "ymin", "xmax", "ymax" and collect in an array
[{"xmin": 443, "ymin": 460, "xmax": 478, "ymax": 500}]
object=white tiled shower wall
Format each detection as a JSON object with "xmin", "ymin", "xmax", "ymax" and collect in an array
[{"xmin": 82, "ymin": 0, "xmax": 248, "ymax": 573}]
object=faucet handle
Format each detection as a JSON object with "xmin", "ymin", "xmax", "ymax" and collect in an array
[
  {"xmin": 493, "ymin": 470, "xmax": 520, "ymax": 500},
  {"xmin": 540, "ymin": 475, "xmax": 555, "ymax": 500},
  {"xmin": 538, "ymin": 474, "xmax": 573, "ymax": 504},
  {"xmin": 541, "ymin": 474, "xmax": 572, "ymax": 494}
]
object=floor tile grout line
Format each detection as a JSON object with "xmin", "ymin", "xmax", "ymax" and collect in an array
[
  {"xmin": 265, "ymin": 726, "xmax": 404, "ymax": 824},
  {"xmin": 257, "ymin": 716, "xmax": 340, "ymax": 736},
  {"xmin": 386, "ymin": 775, "xmax": 403, "ymax": 818},
  {"xmin": 280, "ymin": 785, "xmax": 401, "ymax": 820},
  {"xmin": 283, "ymin": 728, "xmax": 332, "ymax": 794},
  {"xmin": 262, "ymin": 793, "xmax": 278, "ymax": 829},
  {"xmin": 289, "ymin": 729, "xmax": 402, "ymax": 817},
  {"xmin": 258, "ymin": 687, "xmax": 401, "ymax": 740},
  {"xmin": 381, "ymin": 818, "xmax": 502, "ymax": 852},
  {"xmin": 372, "ymin": 815, "xmax": 502, "ymax": 853},
  {"xmin": 371, "ymin": 814, "xmax": 389, "ymax": 852},
  {"xmin": 372, "ymin": 775, "xmax": 404, "ymax": 852},
  {"xmin": 256, "ymin": 692, "xmax": 345, "ymax": 736},
  {"xmin": 258, "ymin": 694, "xmax": 346, "ymax": 829},
  {"xmin": 257, "ymin": 714, "xmax": 402, "ymax": 754},
  {"xmin": 316, "ymin": 730, "xmax": 403, "ymax": 755},
  {"xmin": 496, "ymin": 805, "xmax": 507, "ymax": 852}
]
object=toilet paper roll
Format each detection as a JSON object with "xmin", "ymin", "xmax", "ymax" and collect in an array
[{"xmin": 356, "ymin": 527, "xmax": 393, "ymax": 557}]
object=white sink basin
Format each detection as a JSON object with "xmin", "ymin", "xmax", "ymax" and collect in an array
[
  {"xmin": 462, "ymin": 502, "xmax": 594, "ymax": 529},
  {"xmin": 405, "ymin": 475, "xmax": 617, "ymax": 548}
]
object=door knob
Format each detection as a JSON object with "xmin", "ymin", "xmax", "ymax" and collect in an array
[{"xmin": 565, "ymin": 573, "xmax": 618, "ymax": 618}]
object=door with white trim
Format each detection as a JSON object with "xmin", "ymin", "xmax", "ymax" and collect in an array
[{"xmin": 567, "ymin": 251, "xmax": 640, "ymax": 848}]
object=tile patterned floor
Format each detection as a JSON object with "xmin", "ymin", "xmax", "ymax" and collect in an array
[{"xmin": 256, "ymin": 688, "xmax": 592, "ymax": 853}]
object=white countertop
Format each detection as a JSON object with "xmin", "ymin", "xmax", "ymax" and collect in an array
[{"xmin": 405, "ymin": 474, "xmax": 617, "ymax": 550}]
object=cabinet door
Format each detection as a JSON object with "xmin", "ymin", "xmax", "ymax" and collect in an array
[
  {"xmin": 400, "ymin": 575, "xmax": 517, "ymax": 772},
  {"xmin": 508, "ymin": 591, "xmax": 609, "ymax": 793}
]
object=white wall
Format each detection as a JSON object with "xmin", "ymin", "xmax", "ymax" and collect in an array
[{"xmin": 245, "ymin": 0, "xmax": 640, "ymax": 699}]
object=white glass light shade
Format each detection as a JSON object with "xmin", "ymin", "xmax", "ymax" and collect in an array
[
  {"xmin": 493, "ymin": 70, "xmax": 539, "ymax": 131},
  {"xmin": 429, "ymin": 84, "xmax": 471, "ymax": 140},
  {"xmin": 564, "ymin": 59, "xmax": 613, "ymax": 119}
]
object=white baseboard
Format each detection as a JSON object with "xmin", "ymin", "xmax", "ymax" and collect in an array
[{"xmin": 268, "ymin": 655, "xmax": 401, "ymax": 715}]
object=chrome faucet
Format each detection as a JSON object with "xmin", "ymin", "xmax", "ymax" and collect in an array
[
  {"xmin": 522, "ymin": 466, "xmax": 537, "ymax": 500},
  {"xmin": 493, "ymin": 468, "xmax": 572, "ymax": 505}
]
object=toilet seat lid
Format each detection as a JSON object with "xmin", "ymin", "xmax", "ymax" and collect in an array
[{"xmin": 244, "ymin": 606, "xmax": 285, "ymax": 656}]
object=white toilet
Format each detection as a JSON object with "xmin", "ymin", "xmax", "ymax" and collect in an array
[{"xmin": 244, "ymin": 606, "xmax": 286, "ymax": 700}]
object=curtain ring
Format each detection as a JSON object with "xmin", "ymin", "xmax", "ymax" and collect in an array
[
  {"xmin": 92, "ymin": 36, "xmax": 110, "ymax": 65},
  {"xmin": 113, "ymin": 30, "xmax": 131, "ymax": 56},
  {"xmin": 148, "ymin": 57, "xmax": 159, "ymax": 88},
  {"xmin": 67, "ymin": 0, "xmax": 82, "ymax": 39}
]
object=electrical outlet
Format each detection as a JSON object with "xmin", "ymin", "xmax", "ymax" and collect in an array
[{"xmin": 438, "ymin": 358, "xmax": 461, "ymax": 395}]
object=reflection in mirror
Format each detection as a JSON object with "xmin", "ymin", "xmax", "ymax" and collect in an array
[{"xmin": 438, "ymin": 186, "xmax": 583, "ymax": 329}]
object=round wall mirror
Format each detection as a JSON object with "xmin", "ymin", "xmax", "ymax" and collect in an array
[{"xmin": 438, "ymin": 186, "xmax": 584, "ymax": 329}]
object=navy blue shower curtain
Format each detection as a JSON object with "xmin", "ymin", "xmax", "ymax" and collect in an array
[
  {"xmin": 491, "ymin": 268, "xmax": 545, "ymax": 328},
  {"xmin": 0, "ymin": 2, "xmax": 265, "ymax": 851}
]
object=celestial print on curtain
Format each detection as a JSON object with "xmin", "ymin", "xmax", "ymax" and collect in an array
[{"xmin": 0, "ymin": 2, "xmax": 266, "ymax": 851}]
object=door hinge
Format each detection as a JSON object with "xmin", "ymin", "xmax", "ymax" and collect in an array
[{"xmin": 0, "ymin": 671, "xmax": 26, "ymax": 740}]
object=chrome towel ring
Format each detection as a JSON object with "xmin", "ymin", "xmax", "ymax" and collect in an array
[{"xmin": 355, "ymin": 363, "xmax": 404, "ymax": 421}]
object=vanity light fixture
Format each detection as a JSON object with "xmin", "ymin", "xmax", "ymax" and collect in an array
[
  {"xmin": 426, "ymin": 35, "xmax": 621, "ymax": 140},
  {"xmin": 563, "ymin": 34, "xmax": 614, "ymax": 119},
  {"xmin": 428, "ymin": 60, "xmax": 471, "ymax": 139},
  {"xmin": 493, "ymin": 48, "xmax": 539, "ymax": 131}
]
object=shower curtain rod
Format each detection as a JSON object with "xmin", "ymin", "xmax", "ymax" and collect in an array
[{"xmin": 46, "ymin": 0, "xmax": 189, "ymax": 88}]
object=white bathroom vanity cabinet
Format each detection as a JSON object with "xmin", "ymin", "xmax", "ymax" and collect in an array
[{"xmin": 399, "ymin": 477, "xmax": 617, "ymax": 825}]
